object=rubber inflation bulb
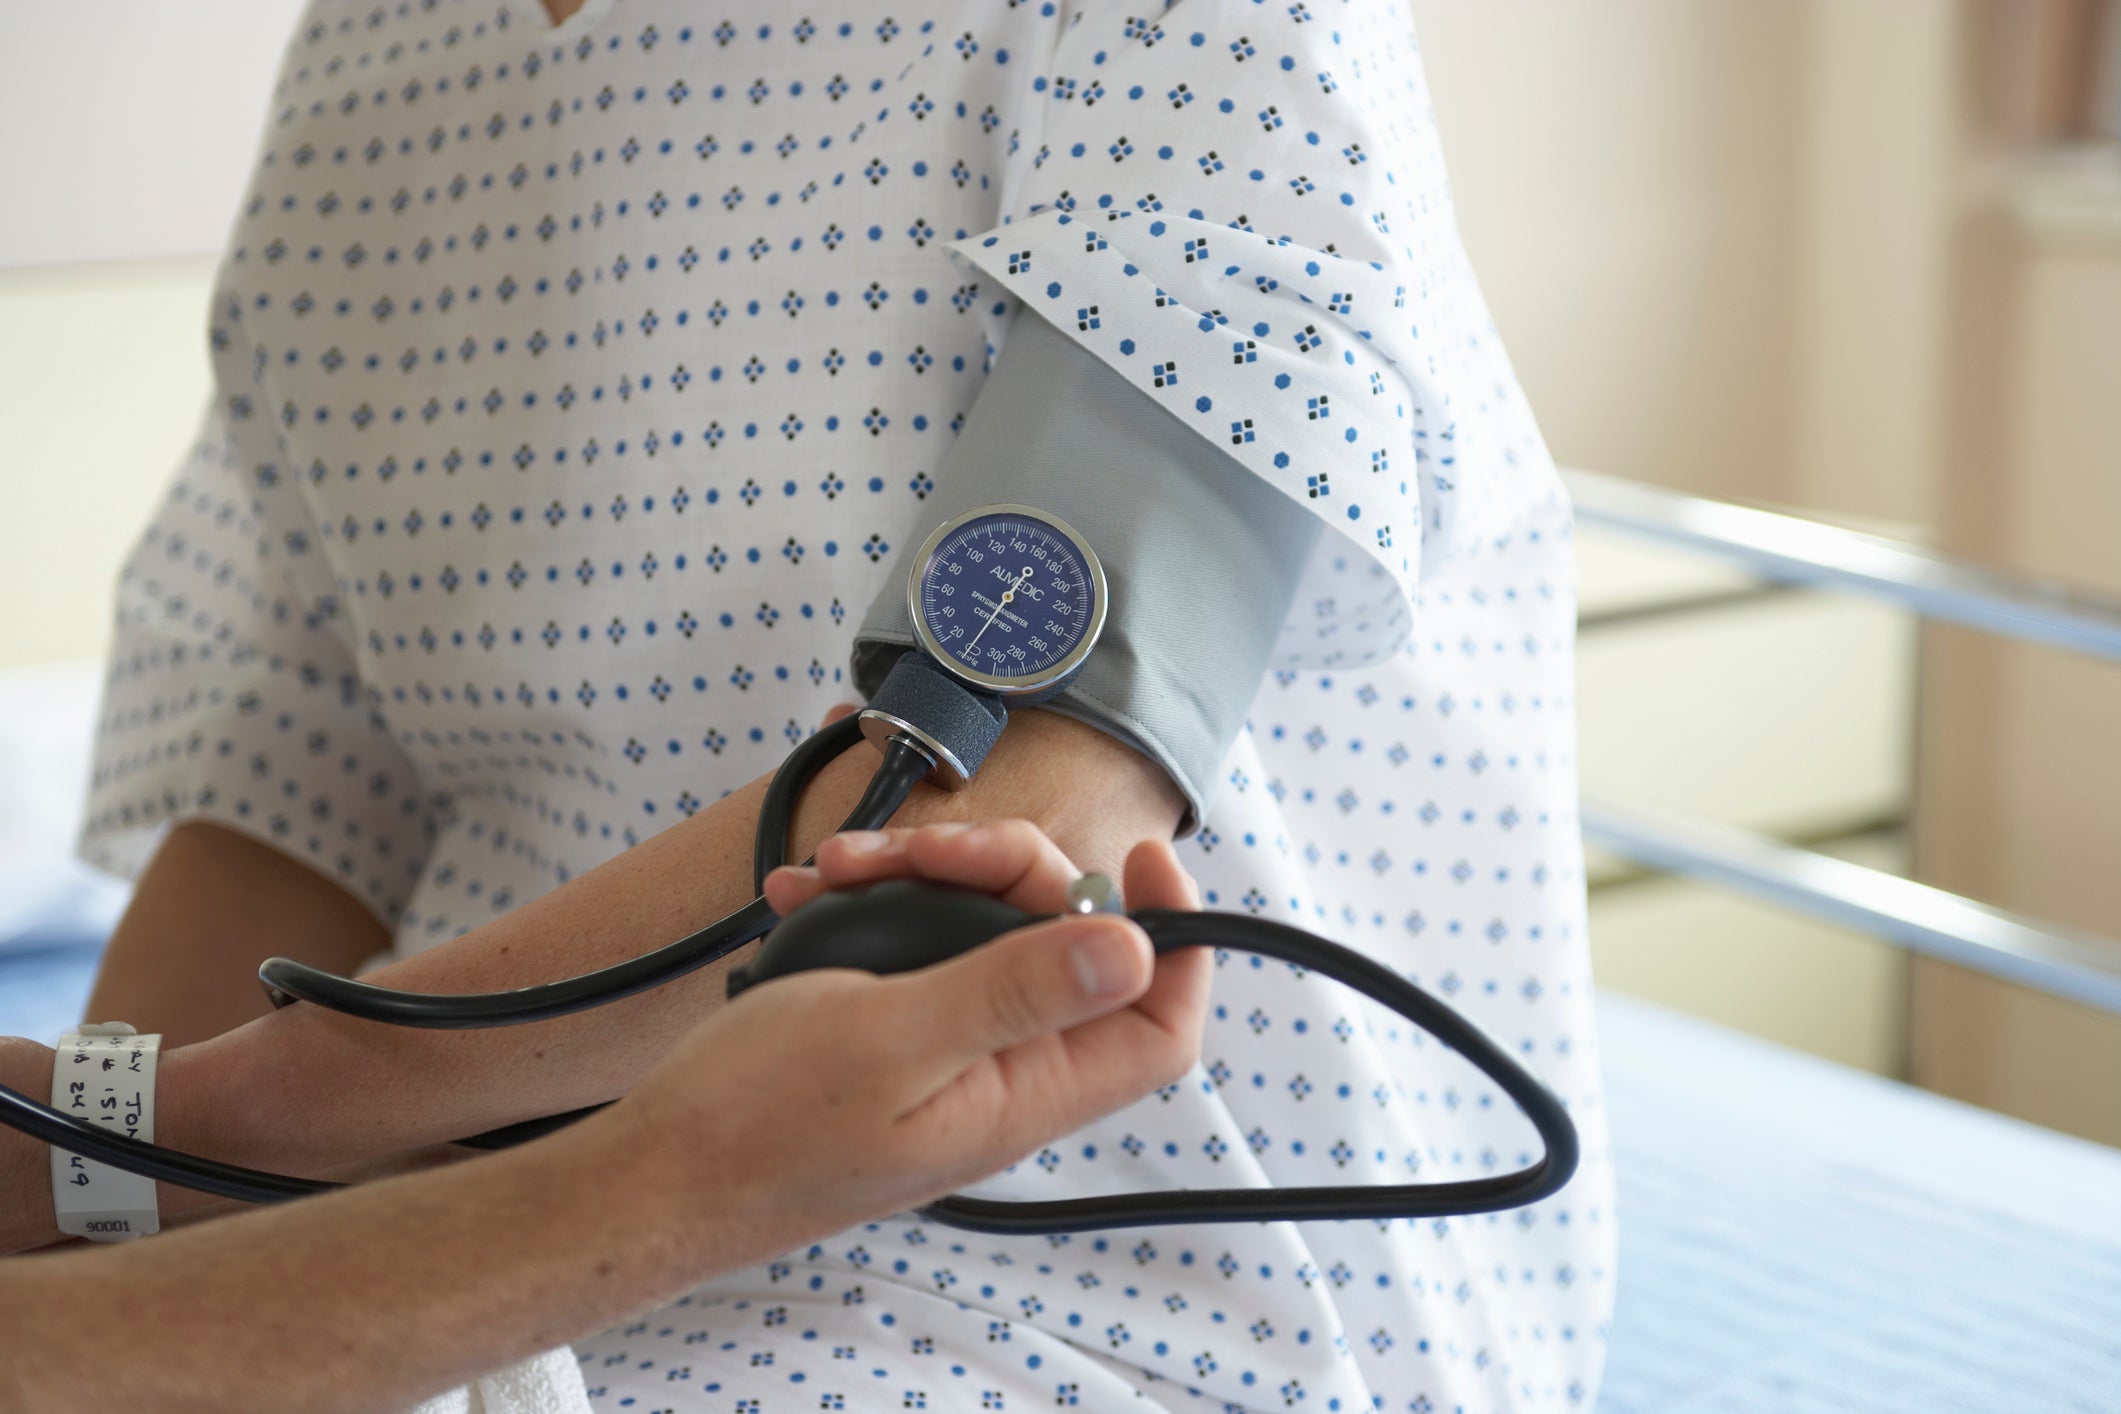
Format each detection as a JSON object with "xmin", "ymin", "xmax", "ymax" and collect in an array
[{"xmin": 729, "ymin": 879, "xmax": 1039, "ymax": 997}]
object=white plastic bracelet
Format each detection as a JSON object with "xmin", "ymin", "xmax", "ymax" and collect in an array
[{"xmin": 50, "ymin": 1023, "xmax": 162, "ymax": 1241}]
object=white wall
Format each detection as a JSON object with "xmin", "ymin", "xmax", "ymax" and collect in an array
[
  {"xmin": 0, "ymin": 3, "xmax": 308, "ymax": 268},
  {"xmin": 0, "ymin": 2, "xmax": 307, "ymax": 667},
  {"xmin": 0, "ymin": 259, "xmax": 219, "ymax": 667}
]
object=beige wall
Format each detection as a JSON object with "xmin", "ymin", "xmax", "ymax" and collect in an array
[
  {"xmin": 1413, "ymin": 0, "xmax": 1970, "ymax": 529},
  {"xmin": 1411, "ymin": 1, "xmax": 1812, "ymax": 507},
  {"xmin": 1915, "ymin": 160, "xmax": 2121, "ymax": 1146},
  {"xmin": 1789, "ymin": 1, "xmax": 1962, "ymax": 528}
]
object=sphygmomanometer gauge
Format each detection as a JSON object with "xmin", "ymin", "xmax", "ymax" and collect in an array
[{"xmin": 907, "ymin": 503, "xmax": 1108, "ymax": 698}]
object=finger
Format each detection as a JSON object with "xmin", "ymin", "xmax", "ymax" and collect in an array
[
  {"xmin": 894, "ymin": 847, "xmax": 1210, "ymax": 1162},
  {"xmin": 910, "ymin": 974, "xmax": 1201, "ymax": 1170},
  {"xmin": 817, "ymin": 819, "xmax": 1082, "ymax": 914},
  {"xmin": 775, "ymin": 818, "xmax": 979, "ymax": 905},
  {"xmin": 1121, "ymin": 836, "xmax": 1203, "ymax": 912},
  {"xmin": 809, "ymin": 825, "xmax": 922, "ymax": 879},
  {"xmin": 883, "ymin": 912, "xmax": 1153, "ymax": 1105},
  {"xmin": 821, "ymin": 701, "xmax": 861, "ymax": 727},
  {"xmin": 762, "ymin": 864, "xmax": 824, "ymax": 916},
  {"xmin": 1119, "ymin": 836, "xmax": 1214, "ymax": 1061},
  {"xmin": 901, "ymin": 818, "xmax": 1084, "ymax": 912}
]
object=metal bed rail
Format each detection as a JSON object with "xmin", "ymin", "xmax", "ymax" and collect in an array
[
  {"xmin": 1562, "ymin": 468, "xmax": 2121, "ymax": 1018},
  {"xmin": 1566, "ymin": 468, "xmax": 2121, "ymax": 664},
  {"xmin": 1580, "ymin": 800, "xmax": 2121, "ymax": 1017}
]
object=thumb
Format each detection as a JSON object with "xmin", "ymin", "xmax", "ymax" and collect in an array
[{"xmin": 901, "ymin": 913, "xmax": 1155, "ymax": 1069}]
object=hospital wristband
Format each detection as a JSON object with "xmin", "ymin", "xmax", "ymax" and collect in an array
[{"xmin": 49, "ymin": 1022, "xmax": 162, "ymax": 1241}]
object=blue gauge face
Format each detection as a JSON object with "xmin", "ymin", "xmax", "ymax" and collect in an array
[{"xmin": 915, "ymin": 510, "xmax": 1099, "ymax": 688}]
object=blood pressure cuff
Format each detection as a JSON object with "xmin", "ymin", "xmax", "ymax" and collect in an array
[{"xmin": 851, "ymin": 306, "xmax": 1321, "ymax": 839}]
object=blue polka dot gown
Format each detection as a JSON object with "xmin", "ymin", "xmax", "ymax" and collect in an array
[{"xmin": 80, "ymin": 3, "xmax": 1614, "ymax": 1409}]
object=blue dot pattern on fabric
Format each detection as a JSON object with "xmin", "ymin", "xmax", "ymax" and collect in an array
[{"xmin": 78, "ymin": 3, "xmax": 1612, "ymax": 1411}]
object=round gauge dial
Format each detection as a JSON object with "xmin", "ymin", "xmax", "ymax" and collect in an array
[{"xmin": 908, "ymin": 504, "xmax": 1107, "ymax": 696}]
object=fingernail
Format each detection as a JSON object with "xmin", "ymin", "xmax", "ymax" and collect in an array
[
  {"xmin": 837, "ymin": 831, "xmax": 890, "ymax": 854},
  {"xmin": 769, "ymin": 864, "xmax": 821, "ymax": 885},
  {"xmin": 924, "ymin": 821, "xmax": 974, "ymax": 839},
  {"xmin": 1070, "ymin": 926, "xmax": 1140, "ymax": 1000}
]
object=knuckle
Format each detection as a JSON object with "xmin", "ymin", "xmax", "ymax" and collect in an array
[{"xmin": 994, "ymin": 816, "xmax": 1043, "ymax": 846}]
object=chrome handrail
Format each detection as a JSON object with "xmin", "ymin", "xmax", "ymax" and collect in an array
[
  {"xmin": 1568, "ymin": 468, "xmax": 2121, "ymax": 1014},
  {"xmin": 1563, "ymin": 468, "xmax": 2121, "ymax": 663},
  {"xmin": 1582, "ymin": 799, "xmax": 2121, "ymax": 1017}
]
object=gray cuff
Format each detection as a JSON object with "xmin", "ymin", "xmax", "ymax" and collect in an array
[{"xmin": 852, "ymin": 306, "xmax": 1321, "ymax": 838}]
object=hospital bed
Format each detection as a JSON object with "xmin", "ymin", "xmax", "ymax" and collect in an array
[{"xmin": 4, "ymin": 477, "xmax": 2117, "ymax": 1410}]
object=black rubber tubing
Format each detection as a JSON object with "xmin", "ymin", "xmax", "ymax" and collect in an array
[
  {"xmin": 1, "ymin": 723, "xmax": 1582, "ymax": 1231},
  {"xmin": 255, "ymin": 719, "xmax": 929, "ymax": 1029},
  {"xmin": 0, "ymin": 902, "xmax": 1579, "ymax": 1222},
  {"xmin": 0, "ymin": 721, "xmax": 923, "ymax": 1203},
  {"xmin": 0, "ymin": 1087, "xmax": 339, "ymax": 1202},
  {"xmin": 725, "ymin": 877, "xmax": 1580, "ymax": 1235},
  {"xmin": 457, "ymin": 728, "xmax": 941, "ymax": 1150},
  {"xmin": 921, "ymin": 910, "xmax": 1580, "ymax": 1234}
]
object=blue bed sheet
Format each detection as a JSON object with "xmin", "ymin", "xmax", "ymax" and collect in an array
[
  {"xmin": 4, "ymin": 943, "xmax": 2116, "ymax": 1410},
  {"xmin": 1596, "ymin": 992, "xmax": 2121, "ymax": 1413},
  {"xmin": 0, "ymin": 941, "xmax": 103, "ymax": 1044}
]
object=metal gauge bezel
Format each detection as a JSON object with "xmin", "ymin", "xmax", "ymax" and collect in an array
[{"xmin": 904, "ymin": 502, "xmax": 1108, "ymax": 698}]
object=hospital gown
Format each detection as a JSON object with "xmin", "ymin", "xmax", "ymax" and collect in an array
[{"xmin": 80, "ymin": 2, "xmax": 1616, "ymax": 1408}]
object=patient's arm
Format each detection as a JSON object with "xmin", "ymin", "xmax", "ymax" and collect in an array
[
  {"xmin": 30, "ymin": 300, "xmax": 1301, "ymax": 1259},
  {"xmin": 0, "ymin": 1086, "xmax": 699, "ymax": 1413},
  {"xmin": 84, "ymin": 821, "xmax": 395, "ymax": 1048},
  {"xmin": 0, "ymin": 704, "xmax": 1182, "ymax": 1252},
  {"xmin": 0, "ymin": 826, "xmax": 1203, "ymax": 1414}
]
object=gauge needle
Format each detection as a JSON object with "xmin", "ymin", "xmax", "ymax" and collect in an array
[{"xmin": 966, "ymin": 567, "xmax": 1033, "ymax": 655}]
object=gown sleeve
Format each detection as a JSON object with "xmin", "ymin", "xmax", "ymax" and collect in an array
[
  {"xmin": 851, "ymin": 305, "xmax": 1322, "ymax": 839},
  {"xmin": 76, "ymin": 399, "xmax": 436, "ymax": 928},
  {"xmin": 946, "ymin": 0, "xmax": 1559, "ymax": 671}
]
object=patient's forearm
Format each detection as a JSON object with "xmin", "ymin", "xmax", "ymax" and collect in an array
[
  {"xmin": 183, "ymin": 707, "xmax": 1179, "ymax": 1160},
  {"xmin": 85, "ymin": 821, "xmax": 397, "ymax": 1050},
  {"xmin": 1, "ymin": 707, "xmax": 1180, "ymax": 1250},
  {"xmin": 0, "ymin": 1102, "xmax": 744, "ymax": 1414},
  {"xmin": 161, "ymin": 759, "xmax": 831, "ymax": 1178}
]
